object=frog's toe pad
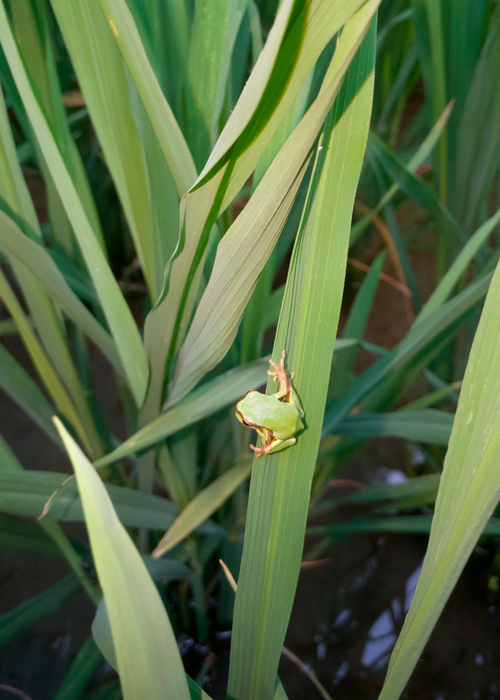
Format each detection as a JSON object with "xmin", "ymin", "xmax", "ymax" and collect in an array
[{"xmin": 250, "ymin": 444, "xmax": 264, "ymax": 457}]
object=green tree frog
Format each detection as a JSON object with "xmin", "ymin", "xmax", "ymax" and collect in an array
[{"xmin": 235, "ymin": 351, "xmax": 304, "ymax": 457}]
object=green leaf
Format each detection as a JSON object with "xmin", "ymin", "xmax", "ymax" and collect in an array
[
  {"xmin": 227, "ymin": 16, "xmax": 377, "ymax": 700},
  {"xmin": 0, "ymin": 574, "xmax": 79, "ymax": 647},
  {"xmin": 95, "ymin": 357, "xmax": 270, "ymax": 467},
  {"xmin": 0, "ymin": 511, "xmax": 65, "ymax": 558},
  {"xmin": 0, "ymin": 433, "xmax": 23, "ymax": 472},
  {"xmin": 187, "ymin": 0, "xmax": 249, "ymax": 166},
  {"xmin": 378, "ymin": 258, "xmax": 500, "ymax": 697},
  {"xmin": 0, "ymin": 318, "xmax": 19, "ymax": 336},
  {"xmin": 86, "ymin": 681, "xmax": 122, "ymax": 700},
  {"xmin": 0, "ymin": 470, "xmax": 220, "ymax": 537},
  {"xmin": 9, "ymin": 0, "xmax": 104, "ymax": 255},
  {"xmin": 0, "ymin": 210, "xmax": 123, "ymax": 376},
  {"xmin": 329, "ymin": 251, "xmax": 385, "ymax": 397},
  {"xmin": 335, "ymin": 409, "xmax": 454, "ymax": 445},
  {"xmin": 308, "ymin": 515, "xmax": 500, "ymax": 538},
  {"xmin": 54, "ymin": 416, "xmax": 191, "ymax": 700},
  {"xmin": 350, "ymin": 101, "xmax": 453, "ymax": 245},
  {"xmin": 0, "ymin": 4, "xmax": 148, "ymax": 407},
  {"xmin": 48, "ymin": 0, "xmax": 159, "ymax": 299},
  {"xmin": 323, "ymin": 272, "xmax": 491, "ymax": 435},
  {"xmin": 168, "ymin": 0, "xmax": 383, "ymax": 406},
  {"xmin": 53, "ymin": 636, "xmax": 102, "ymax": 700},
  {"xmin": 368, "ymin": 131, "xmax": 466, "ymax": 245},
  {"xmin": 452, "ymin": 2, "xmax": 500, "ymax": 229},
  {"xmin": 420, "ymin": 0, "xmax": 447, "ymax": 200},
  {"xmin": 416, "ymin": 205, "xmax": 500, "ymax": 324},
  {"xmin": 154, "ymin": 458, "xmax": 252, "ymax": 557},
  {"xmin": 142, "ymin": 0, "xmax": 368, "ymax": 418},
  {"xmin": 92, "ymin": 597, "xmax": 213, "ymax": 700},
  {"xmin": 0, "ymin": 343, "xmax": 60, "ymax": 446},
  {"xmin": 97, "ymin": 0, "xmax": 196, "ymax": 197},
  {"xmin": 0, "ymin": 72, "xmax": 103, "ymax": 458},
  {"xmin": 313, "ymin": 474, "xmax": 441, "ymax": 515},
  {"xmin": 0, "ymin": 268, "xmax": 93, "ymax": 453}
]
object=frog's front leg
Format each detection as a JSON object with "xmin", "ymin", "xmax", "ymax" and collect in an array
[
  {"xmin": 268, "ymin": 350, "xmax": 294, "ymax": 400},
  {"xmin": 250, "ymin": 436, "xmax": 297, "ymax": 457}
]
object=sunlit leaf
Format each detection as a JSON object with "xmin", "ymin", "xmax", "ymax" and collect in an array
[{"xmin": 54, "ymin": 417, "xmax": 190, "ymax": 700}]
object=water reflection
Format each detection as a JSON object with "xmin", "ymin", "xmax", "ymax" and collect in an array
[{"xmin": 361, "ymin": 560, "xmax": 423, "ymax": 671}]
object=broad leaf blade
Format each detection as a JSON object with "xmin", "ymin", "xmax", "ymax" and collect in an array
[
  {"xmin": 97, "ymin": 0, "xmax": 196, "ymax": 197},
  {"xmin": 0, "ymin": 210, "xmax": 123, "ymax": 376},
  {"xmin": 378, "ymin": 259, "xmax": 500, "ymax": 697},
  {"xmin": 142, "ymin": 0, "xmax": 368, "ymax": 417},
  {"xmin": 0, "ymin": 343, "xmax": 60, "ymax": 445},
  {"xmin": 336, "ymin": 409, "xmax": 453, "ymax": 445},
  {"xmin": 227, "ymin": 16, "xmax": 377, "ymax": 700},
  {"xmin": 54, "ymin": 417, "xmax": 190, "ymax": 700},
  {"xmin": 187, "ymin": 0, "xmax": 249, "ymax": 167},
  {"xmin": 0, "ymin": 4, "xmax": 148, "ymax": 407},
  {"xmin": 153, "ymin": 458, "xmax": 252, "ymax": 557},
  {"xmin": 49, "ymin": 0, "xmax": 158, "ymax": 298},
  {"xmin": 95, "ymin": 357, "xmax": 269, "ymax": 466},
  {"xmin": 168, "ymin": 0, "xmax": 383, "ymax": 405},
  {"xmin": 0, "ymin": 470, "xmax": 220, "ymax": 538}
]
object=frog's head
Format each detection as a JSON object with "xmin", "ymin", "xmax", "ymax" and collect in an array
[{"xmin": 235, "ymin": 390, "xmax": 260, "ymax": 428}]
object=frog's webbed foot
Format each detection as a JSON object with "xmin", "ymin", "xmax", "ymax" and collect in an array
[
  {"xmin": 267, "ymin": 350, "xmax": 293, "ymax": 398},
  {"xmin": 250, "ymin": 443, "xmax": 268, "ymax": 458}
]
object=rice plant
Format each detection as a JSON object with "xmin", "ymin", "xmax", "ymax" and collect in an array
[{"xmin": 0, "ymin": 0, "xmax": 500, "ymax": 698}]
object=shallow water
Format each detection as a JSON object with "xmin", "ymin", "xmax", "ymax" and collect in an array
[{"xmin": 202, "ymin": 532, "xmax": 500, "ymax": 700}]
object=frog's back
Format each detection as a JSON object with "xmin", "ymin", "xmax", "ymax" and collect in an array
[{"xmin": 261, "ymin": 394, "xmax": 304, "ymax": 439}]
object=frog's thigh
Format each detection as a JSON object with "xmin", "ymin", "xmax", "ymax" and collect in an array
[
  {"xmin": 266, "ymin": 436, "xmax": 297, "ymax": 454},
  {"xmin": 255, "ymin": 426, "xmax": 273, "ymax": 444}
]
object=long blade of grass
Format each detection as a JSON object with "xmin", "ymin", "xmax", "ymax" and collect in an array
[
  {"xmin": 416, "ymin": 205, "xmax": 500, "ymax": 324},
  {"xmin": 95, "ymin": 357, "xmax": 269, "ymax": 467},
  {"xmin": 313, "ymin": 474, "xmax": 440, "ymax": 515},
  {"xmin": 0, "ymin": 4, "xmax": 148, "ymax": 407},
  {"xmin": 227, "ymin": 19, "xmax": 376, "ymax": 700},
  {"xmin": 0, "ymin": 343, "xmax": 60, "ymax": 446},
  {"xmin": 0, "ymin": 511, "xmax": 64, "ymax": 558},
  {"xmin": 420, "ymin": 0, "xmax": 447, "ymax": 201},
  {"xmin": 168, "ymin": 0, "xmax": 382, "ymax": 406},
  {"xmin": 142, "ymin": 0, "xmax": 368, "ymax": 418},
  {"xmin": 452, "ymin": 2, "xmax": 500, "ymax": 229},
  {"xmin": 48, "ymin": 0, "xmax": 158, "ymax": 298},
  {"xmin": 54, "ymin": 416, "xmax": 191, "ymax": 700},
  {"xmin": 323, "ymin": 272, "xmax": 491, "ymax": 434},
  {"xmin": 309, "ymin": 515, "xmax": 500, "ymax": 539},
  {"xmin": 368, "ymin": 131, "xmax": 466, "ymax": 244},
  {"xmin": 329, "ymin": 251, "xmax": 385, "ymax": 397},
  {"xmin": 0, "ymin": 268, "xmax": 92, "ymax": 453},
  {"xmin": 350, "ymin": 101, "xmax": 453, "ymax": 244},
  {"xmin": 9, "ymin": 0, "xmax": 104, "ymax": 255},
  {"xmin": 0, "ymin": 79, "xmax": 103, "ymax": 457},
  {"xmin": 0, "ymin": 210, "xmax": 122, "ymax": 376},
  {"xmin": 0, "ymin": 470, "xmax": 219, "ymax": 536},
  {"xmin": 92, "ymin": 598, "xmax": 213, "ymax": 700},
  {"xmin": 53, "ymin": 636, "xmax": 102, "ymax": 700},
  {"xmin": 336, "ymin": 409, "xmax": 453, "ymax": 445},
  {"xmin": 187, "ymin": 0, "xmax": 249, "ymax": 166},
  {"xmin": 153, "ymin": 458, "xmax": 252, "ymax": 557},
  {"xmin": 97, "ymin": 0, "xmax": 196, "ymax": 197},
  {"xmin": 377, "ymin": 258, "xmax": 500, "ymax": 699},
  {"xmin": 0, "ymin": 574, "xmax": 79, "ymax": 647},
  {"xmin": 446, "ymin": 0, "xmax": 489, "ymax": 213}
]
